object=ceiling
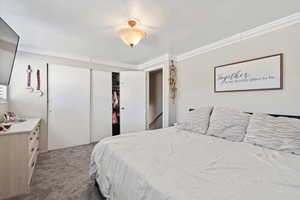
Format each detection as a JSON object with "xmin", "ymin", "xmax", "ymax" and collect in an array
[{"xmin": 1, "ymin": 0, "xmax": 300, "ymax": 67}]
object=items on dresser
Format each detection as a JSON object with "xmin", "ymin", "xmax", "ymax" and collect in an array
[
  {"xmin": 0, "ymin": 123, "xmax": 12, "ymax": 133},
  {"xmin": 0, "ymin": 114, "xmax": 5, "ymax": 124},
  {"xmin": 2, "ymin": 112, "xmax": 16, "ymax": 123},
  {"xmin": 0, "ymin": 118, "xmax": 41, "ymax": 200}
]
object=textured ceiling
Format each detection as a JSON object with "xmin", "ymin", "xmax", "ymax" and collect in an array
[{"xmin": 1, "ymin": 0, "xmax": 300, "ymax": 67}]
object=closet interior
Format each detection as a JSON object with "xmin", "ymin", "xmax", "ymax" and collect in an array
[{"xmin": 112, "ymin": 72, "xmax": 120, "ymax": 136}]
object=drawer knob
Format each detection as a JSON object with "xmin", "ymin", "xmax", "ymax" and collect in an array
[
  {"xmin": 29, "ymin": 137, "xmax": 33, "ymax": 141},
  {"xmin": 31, "ymin": 148, "xmax": 34, "ymax": 152}
]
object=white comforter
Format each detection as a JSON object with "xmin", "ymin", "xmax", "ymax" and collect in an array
[{"xmin": 90, "ymin": 127, "xmax": 300, "ymax": 200}]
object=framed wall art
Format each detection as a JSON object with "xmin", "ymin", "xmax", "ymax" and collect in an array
[{"xmin": 214, "ymin": 54, "xmax": 283, "ymax": 93}]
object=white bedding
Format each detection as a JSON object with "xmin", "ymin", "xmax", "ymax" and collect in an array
[{"xmin": 90, "ymin": 127, "xmax": 300, "ymax": 200}]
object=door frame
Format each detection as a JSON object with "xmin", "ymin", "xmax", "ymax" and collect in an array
[{"xmin": 145, "ymin": 64, "xmax": 170, "ymax": 129}]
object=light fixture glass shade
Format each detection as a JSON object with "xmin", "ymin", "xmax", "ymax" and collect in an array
[{"xmin": 119, "ymin": 28, "xmax": 145, "ymax": 47}]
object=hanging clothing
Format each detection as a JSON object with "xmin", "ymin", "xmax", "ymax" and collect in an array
[
  {"xmin": 112, "ymin": 112, "xmax": 118, "ymax": 124},
  {"xmin": 112, "ymin": 91, "xmax": 119, "ymax": 108}
]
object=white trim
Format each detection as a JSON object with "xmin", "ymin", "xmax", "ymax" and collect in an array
[
  {"xmin": 138, "ymin": 54, "xmax": 170, "ymax": 69},
  {"xmin": 18, "ymin": 46, "xmax": 90, "ymax": 62},
  {"xmin": 144, "ymin": 64, "xmax": 164, "ymax": 72},
  {"xmin": 18, "ymin": 46, "xmax": 138, "ymax": 69},
  {"xmin": 89, "ymin": 69, "xmax": 93, "ymax": 143},
  {"xmin": 91, "ymin": 58, "xmax": 138, "ymax": 69},
  {"xmin": 176, "ymin": 12, "xmax": 300, "ymax": 61}
]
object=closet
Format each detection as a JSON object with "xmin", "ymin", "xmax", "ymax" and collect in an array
[
  {"xmin": 119, "ymin": 71, "xmax": 146, "ymax": 133},
  {"xmin": 91, "ymin": 70, "xmax": 112, "ymax": 142},
  {"xmin": 112, "ymin": 72, "xmax": 120, "ymax": 135},
  {"xmin": 48, "ymin": 65, "xmax": 90, "ymax": 150},
  {"xmin": 48, "ymin": 67, "xmax": 146, "ymax": 150},
  {"xmin": 112, "ymin": 71, "xmax": 146, "ymax": 134},
  {"xmin": 93, "ymin": 71, "xmax": 146, "ymax": 137}
]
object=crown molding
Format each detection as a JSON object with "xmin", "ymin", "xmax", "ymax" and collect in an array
[
  {"xmin": 90, "ymin": 58, "xmax": 138, "ymax": 69},
  {"xmin": 137, "ymin": 54, "xmax": 170, "ymax": 69},
  {"xmin": 17, "ymin": 13, "xmax": 300, "ymax": 70},
  {"xmin": 18, "ymin": 46, "xmax": 138, "ymax": 69},
  {"xmin": 176, "ymin": 12, "xmax": 300, "ymax": 62}
]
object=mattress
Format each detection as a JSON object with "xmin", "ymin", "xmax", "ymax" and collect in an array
[{"xmin": 90, "ymin": 127, "xmax": 300, "ymax": 200}]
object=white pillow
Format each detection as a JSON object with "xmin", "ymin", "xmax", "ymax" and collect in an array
[
  {"xmin": 177, "ymin": 106, "xmax": 213, "ymax": 134},
  {"xmin": 207, "ymin": 107, "xmax": 250, "ymax": 142},
  {"xmin": 244, "ymin": 113, "xmax": 300, "ymax": 155}
]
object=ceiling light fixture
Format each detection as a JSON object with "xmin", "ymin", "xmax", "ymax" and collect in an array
[{"xmin": 119, "ymin": 19, "xmax": 146, "ymax": 47}]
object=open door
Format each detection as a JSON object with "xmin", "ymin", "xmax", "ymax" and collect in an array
[{"xmin": 120, "ymin": 71, "xmax": 146, "ymax": 134}]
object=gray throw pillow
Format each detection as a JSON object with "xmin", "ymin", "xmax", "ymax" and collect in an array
[
  {"xmin": 207, "ymin": 107, "xmax": 250, "ymax": 142},
  {"xmin": 177, "ymin": 106, "xmax": 213, "ymax": 134},
  {"xmin": 244, "ymin": 113, "xmax": 300, "ymax": 155}
]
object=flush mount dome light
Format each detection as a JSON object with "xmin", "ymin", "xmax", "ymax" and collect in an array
[{"xmin": 119, "ymin": 19, "xmax": 146, "ymax": 47}]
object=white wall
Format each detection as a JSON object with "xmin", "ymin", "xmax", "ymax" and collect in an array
[
  {"xmin": 9, "ymin": 51, "xmax": 126, "ymax": 152},
  {"xmin": 0, "ymin": 102, "xmax": 8, "ymax": 113},
  {"xmin": 176, "ymin": 23, "xmax": 300, "ymax": 122}
]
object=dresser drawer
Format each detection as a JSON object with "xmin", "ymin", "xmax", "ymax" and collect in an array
[
  {"xmin": 28, "ymin": 138, "xmax": 39, "ymax": 159},
  {"xmin": 28, "ymin": 126, "xmax": 40, "ymax": 151},
  {"xmin": 28, "ymin": 132, "xmax": 36, "ymax": 145},
  {"xmin": 0, "ymin": 118, "xmax": 41, "ymax": 199},
  {"xmin": 29, "ymin": 125, "xmax": 39, "ymax": 137},
  {"xmin": 28, "ymin": 150, "xmax": 38, "ymax": 185}
]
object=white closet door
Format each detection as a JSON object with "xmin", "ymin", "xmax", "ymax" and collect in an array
[
  {"xmin": 91, "ymin": 70, "xmax": 112, "ymax": 142},
  {"xmin": 48, "ymin": 65, "xmax": 90, "ymax": 150},
  {"xmin": 120, "ymin": 71, "xmax": 146, "ymax": 133}
]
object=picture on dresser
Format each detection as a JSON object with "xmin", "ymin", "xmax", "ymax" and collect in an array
[{"xmin": 214, "ymin": 54, "xmax": 283, "ymax": 93}]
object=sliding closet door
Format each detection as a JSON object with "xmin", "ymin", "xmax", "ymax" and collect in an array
[
  {"xmin": 91, "ymin": 70, "xmax": 112, "ymax": 142},
  {"xmin": 48, "ymin": 65, "xmax": 90, "ymax": 150},
  {"xmin": 120, "ymin": 71, "xmax": 146, "ymax": 133}
]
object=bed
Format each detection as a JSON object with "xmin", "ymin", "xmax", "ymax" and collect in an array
[{"xmin": 90, "ymin": 126, "xmax": 300, "ymax": 200}]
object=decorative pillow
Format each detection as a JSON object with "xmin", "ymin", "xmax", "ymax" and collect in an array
[
  {"xmin": 177, "ymin": 106, "xmax": 213, "ymax": 134},
  {"xmin": 244, "ymin": 113, "xmax": 300, "ymax": 155},
  {"xmin": 207, "ymin": 107, "xmax": 250, "ymax": 142}
]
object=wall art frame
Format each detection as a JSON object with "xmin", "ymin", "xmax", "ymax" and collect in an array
[{"xmin": 214, "ymin": 54, "xmax": 283, "ymax": 93}]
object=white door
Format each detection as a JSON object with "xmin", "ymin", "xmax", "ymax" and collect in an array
[
  {"xmin": 91, "ymin": 70, "xmax": 112, "ymax": 142},
  {"xmin": 48, "ymin": 65, "xmax": 90, "ymax": 150},
  {"xmin": 120, "ymin": 71, "xmax": 146, "ymax": 133}
]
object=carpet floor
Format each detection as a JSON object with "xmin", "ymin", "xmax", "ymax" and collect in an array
[{"xmin": 8, "ymin": 144, "xmax": 104, "ymax": 200}]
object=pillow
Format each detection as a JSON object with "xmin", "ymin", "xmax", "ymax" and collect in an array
[
  {"xmin": 244, "ymin": 113, "xmax": 300, "ymax": 155},
  {"xmin": 207, "ymin": 107, "xmax": 250, "ymax": 142},
  {"xmin": 177, "ymin": 106, "xmax": 213, "ymax": 134}
]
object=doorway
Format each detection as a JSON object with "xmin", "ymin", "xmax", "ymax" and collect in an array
[{"xmin": 148, "ymin": 69, "xmax": 163, "ymax": 130}]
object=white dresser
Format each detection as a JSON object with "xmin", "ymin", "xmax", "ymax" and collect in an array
[{"xmin": 0, "ymin": 118, "xmax": 41, "ymax": 199}]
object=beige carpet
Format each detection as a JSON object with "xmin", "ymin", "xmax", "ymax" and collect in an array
[{"xmin": 8, "ymin": 144, "xmax": 104, "ymax": 200}]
